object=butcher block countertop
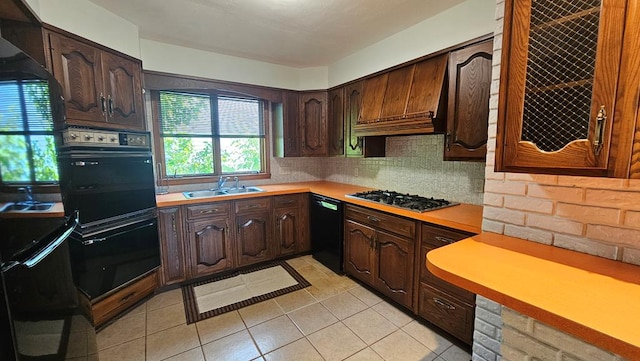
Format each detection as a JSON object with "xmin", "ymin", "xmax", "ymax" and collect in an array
[
  {"xmin": 427, "ymin": 232, "xmax": 640, "ymax": 360},
  {"xmin": 156, "ymin": 181, "xmax": 483, "ymax": 234}
]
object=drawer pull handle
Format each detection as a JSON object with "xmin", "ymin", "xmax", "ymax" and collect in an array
[
  {"xmin": 200, "ymin": 209, "xmax": 219, "ymax": 214},
  {"xmin": 120, "ymin": 292, "xmax": 136, "ymax": 303},
  {"xmin": 280, "ymin": 200, "xmax": 294, "ymax": 205},
  {"xmin": 248, "ymin": 204, "xmax": 260, "ymax": 208},
  {"xmin": 434, "ymin": 236, "xmax": 455, "ymax": 245},
  {"xmin": 367, "ymin": 216, "xmax": 380, "ymax": 222},
  {"xmin": 433, "ymin": 297, "xmax": 455, "ymax": 310}
]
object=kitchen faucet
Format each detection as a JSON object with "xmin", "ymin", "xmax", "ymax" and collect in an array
[
  {"xmin": 234, "ymin": 176, "xmax": 239, "ymax": 189},
  {"xmin": 217, "ymin": 176, "xmax": 229, "ymax": 190},
  {"xmin": 18, "ymin": 186, "xmax": 35, "ymax": 204}
]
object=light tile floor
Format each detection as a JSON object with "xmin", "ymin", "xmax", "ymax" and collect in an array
[{"xmin": 97, "ymin": 255, "xmax": 472, "ymax": 361}]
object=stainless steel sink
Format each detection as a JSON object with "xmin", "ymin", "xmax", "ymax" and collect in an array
[
  {"xmin": 183, "ymin": 186, "xmax": 264, "ymax": 199},
  {"xmin": 0, "ymin": 202, "xmax": 55, "ymax": 212}
]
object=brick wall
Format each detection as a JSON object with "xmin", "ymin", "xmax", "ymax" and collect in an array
[{"xmin": 479, "ymin": 0, "xmax": 638, "ymax": 360}]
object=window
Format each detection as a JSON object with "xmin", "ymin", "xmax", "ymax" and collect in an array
[
  {"xmin": 156, "ymin": 90, "xmax": 267, "ymax": 180},
  {"xmin": 0, "ymin": 79, "xmax": 58, "ymax": 184}
]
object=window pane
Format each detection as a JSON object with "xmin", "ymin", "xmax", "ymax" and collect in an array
[
  {"xmin": 0, "ymin": 81, "xmax": 25, "ymax": 131},
  {"xmin": 0, "ymin": 135, "xmax": 30, "ymax": 182},
  {"xmin": 218, "ymin": 97, "xmax": 263, "ymax": 136},
  {"xmin": 163, "ymin": 137, "xmax": 214, "ymax": 176},
  {"xmin": 159, "ymin": 91, "xmax": 212, "ymax": 135},
  {"xmin": 24, "ymin": 80, "xmax": 53, "ymax": 132},
  {"xmin": 31, "ymin": 135, "xmax": 58, "ymax": 182},
  {"xmin": 220, "ymin": 138, "xmax": 261, "ymax": 173}
]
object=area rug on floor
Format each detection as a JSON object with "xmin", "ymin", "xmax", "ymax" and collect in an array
[{"xmin": 181, "ymin": 260, "xmax": 311, "ymax": 324}]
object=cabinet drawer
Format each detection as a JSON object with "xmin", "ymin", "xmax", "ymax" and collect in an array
[
  {"xmin": 235, "ymin": 197, "xmax": 271, "ymax": 213},
  {"xmin": 418, "ymin": 283, "xmax": 474, "ymax": 345},
  {"xmin": 420, "ymin": 245, "xmax": 475, "ymax": 303},
  {"xmin": 186, "ymin": 202, "xmax": 231, "ymax": 220},
  {"xmin": 273, "ymin": 194, "xmax": 301, "ymax": 208},
  {"xmin": 345, "ymin": 204, "xmax": 416, "ymax": 239},
  {"xmin": 92, "ymin": 272, "xmax": 157, "ymax": 327},
  {"xmin": 421, "ymin": 223, "xmax": 473, "ymax": 248}
]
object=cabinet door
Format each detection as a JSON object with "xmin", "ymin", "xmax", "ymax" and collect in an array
[
  {"xmin": 497, "ymin": 0, "xmax": 626, "ymax": 175},
  {"xmin": 344, "ymin": 220, "xmax": 375, "ymax": 284},
  {"xmin": 236, "ymin": 211, "xmax": 272, "ymax": 266},
  {"xmin": 157, "ymin": 207, "xmax": 186, "ymax": 286},
  {"xmin": 344, "ymin": 81, "xmax": 386, "ymax": 158},
  {"xmin": 327, "ymin": 87, "xmax": 345, "ymax": 156},
  {"xmin": 274, "ymin": 206, "xmax": 301, "ymax": 256},
  {"xmin": 281, "ymin": 91, "xmax": 300, "ymax": 157},
  {"xmin": 445, "ymin": 39, "xmax": 493, "ymax": 161},
  {"xmin": 101, "ymin": 51, "xmax": 145, "ymax": 130},
  {"xmin": 299, "ymin": 91, "xmax": 328, "ymax": 156},
  {"xmin": 373, "ymin": 230, "xmax": 414, "ymax": 308},
  {"xmin": 48, "ymin": 32, "xmax": 106, "ymax": 124},
  {"xmin": 188, "ymin": 217, "xmax": 233, "ymax": 277}
]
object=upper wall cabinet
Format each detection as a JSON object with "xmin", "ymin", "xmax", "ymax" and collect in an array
[
  {"xmin": 299, "ymin": 91, "xmax": 328, "ymax": 156},
  {"xmin": 496, "ymin": 0, "xmax": 640, "ymax": 177},
  {"xmin": 327, "ymin": 87, "xmax": 345, "ymax": 156},
  {"xmin": 355, "ymin": 54, "xmax": 448, "ymax": 137},
  {"xmin": 444, "ymin": 39, "xmax": 493, "ymax": 161},
  {"xmin": 48, "ymin": 31, "xmax": 145, "ymax": 131}
]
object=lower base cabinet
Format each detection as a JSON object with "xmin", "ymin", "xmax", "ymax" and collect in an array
[
  {"xmin": 344, "ymin": 205, "xmax": 416, "ymax": 310},
  {"xmin": 188, "ymin": 217, "xmax": 234, "ymax": 277},
  {"xmin": 418, "ymin": 223, "xmax": 476, "ymax": 345}
]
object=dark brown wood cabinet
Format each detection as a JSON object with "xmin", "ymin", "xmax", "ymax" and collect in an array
[
  {"xmin": 496, "ymin": 0, "xmax": 640, "ymax": 177},
  {"xmin": 299, "ymin": 91, "xmax": 328, "ymax": 156},
  {"xmin": 418, "ymin": 223, "xmax": 475, "ymax": 345},
  {"xmin": 273, "ymin": 194, "xmax": 308, "ymax": 256},
  {"xmin": 444, "ymin": 39, "xmax": 493, "ymax": 161},
  {"xmin": 48, "ymin": 31, "xmax": 145, "ymax": 131},
  {"xmin": 356, "ymin": 54, "xmax": 448, "ymax": 137},
  {"xmin": 184, "ymin": 201, "xmax": 234, "ymax": 278},
  {"xmin": 279, "ymin": 91, "xmax": 301, "ymax": 157},
  {"xmin": 327, "ymin": 87, "xmax": 345, "ymax": 156},
  {"xmin": 157, "ymin": 207, "xmax": 187, "ymax": 286},
  {"xmin": 235, "ymin": 197, "xmax": 273, "ymax": 266},
  {"xmin": 344, "ymin": 205, "xmax": 416, "ymax": 309}
]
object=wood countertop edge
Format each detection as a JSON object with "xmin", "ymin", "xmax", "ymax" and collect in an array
[
  {"xmin": 426, "ymin": 232, "xmax": 640, "ymax": 360},
  {"xmin": 155, "ymin": 181, "xmax": 483, "ymax": 234}
]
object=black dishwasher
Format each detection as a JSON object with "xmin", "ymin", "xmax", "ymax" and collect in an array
[{"xmin": 310, "ymin": 194, "xmax": 344, "ymax": 274}]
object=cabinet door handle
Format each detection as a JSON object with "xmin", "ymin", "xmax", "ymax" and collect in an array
[
  {"xmin": 433, "ymin": 297, "xmax": 456, "ymax": 310},
  {"xmin": 434, "ymin": 236, "xmax": 455, "ymax": 245},
  {"xmin": 120, "ymin": 292, "xmax": 136, "ymax": 304},
  {"xmin": 200, "ymin": 209, "xmax": 219, "ymax": 214},
  {"xmin": 367, "ymin": 216, "xmax": 380, "ymax": 222},
  {"xmin": 100, "ymin": 93, "xmax": 106, "ymax": 113},
  {"xmin": 171, "ymin": 214, "xmax": 176, "ymax": 232},
  {"xmin": 107, "ymin": 95, "xmax": 114, "ymax": 116},
  {"xmin": 445, "ymin": 132, "xmax": 451, "ymax": 152},
  {"xmin": 593, "ymin": 105, "xmax": 606, "ymax": 155}
]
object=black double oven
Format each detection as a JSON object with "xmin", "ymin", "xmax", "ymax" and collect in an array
[{"xmin": 57, "ymin": 127, "xmax": 160, "ymax": 300}]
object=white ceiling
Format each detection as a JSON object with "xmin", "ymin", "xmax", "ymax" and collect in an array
[{"xmin": 87, "ymin": 0, "xmax": 465, "ymax": 68}]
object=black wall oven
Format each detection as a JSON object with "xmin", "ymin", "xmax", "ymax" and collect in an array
[{"xmin": 57, "ymin": 127, "xmax": 160, "ymax": 300}]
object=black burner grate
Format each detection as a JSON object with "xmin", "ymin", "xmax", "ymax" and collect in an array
[{"xmin": 346, "ymin": 190, "xmax": 459, "ymax": 212}]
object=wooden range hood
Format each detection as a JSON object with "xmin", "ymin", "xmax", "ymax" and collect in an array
[{"xmin": 355, "ymin": 53, "xmax": 448, "ymax": 136}]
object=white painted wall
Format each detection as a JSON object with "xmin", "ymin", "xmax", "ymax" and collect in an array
[
  {"xmin": 327, "ymin": 0, "xmax": 496, "ymax": 87},
  {"xmin": 140, "ymin": 39, "xmax": 328, "ymax": 90},
  {"xmin": 22, "ymin": 0, "xmax": 495, "ymax": 89},
  {"xmin": 23, "ymin": 0, "xmax": 141, "ymax": 58}
]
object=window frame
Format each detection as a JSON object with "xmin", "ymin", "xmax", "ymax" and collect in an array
[
  {"xmin": 0, "ymin": 78, "xmax": 60, "ymax": 192},
  {"xmin": 150, "ymin": 89, "xmax": 271, "ymax": 187}
]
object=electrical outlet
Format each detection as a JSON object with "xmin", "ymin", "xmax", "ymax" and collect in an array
[
  {"xmin": 354, "ymin": 168, "xmax": 359, "ymax": 177},
  {"xmin": 280, "ymin": 167, "xmax": 290, "ymax": 175}
]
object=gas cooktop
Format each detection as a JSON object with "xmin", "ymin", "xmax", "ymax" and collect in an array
[{"xmin": 346, "ymin": 190, "xmax": 459, "ymax": 213}]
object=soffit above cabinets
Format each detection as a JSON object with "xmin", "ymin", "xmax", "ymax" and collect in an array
[{"xmin": 86, "ymin": 0, "xmax": 465, "ymax": 67}]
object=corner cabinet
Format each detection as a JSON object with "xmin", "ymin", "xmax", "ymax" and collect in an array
[
  {"xmin": 48, "ymin": 31, "xmax": 145, "ymax": 131},
  {"xmin": 444, "ymin": 38, "xmax": 493, "ymax": 161},
  {"xmin": 496, "ymin": 0, "xmax": 640, "ymax": 177}
]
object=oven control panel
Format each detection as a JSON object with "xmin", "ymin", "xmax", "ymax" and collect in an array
[{"xmin": 60, "ymin": 127, "xmax": 150, "ymax": 148}]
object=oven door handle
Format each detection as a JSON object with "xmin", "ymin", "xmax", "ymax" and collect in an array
[
  {"xmin": 80, "ymin": 220, "xmax": 157, "ymax": 246},
  {"xmin": 1, "ymin": 211, "xmax": 79, "ymax": 273}
]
